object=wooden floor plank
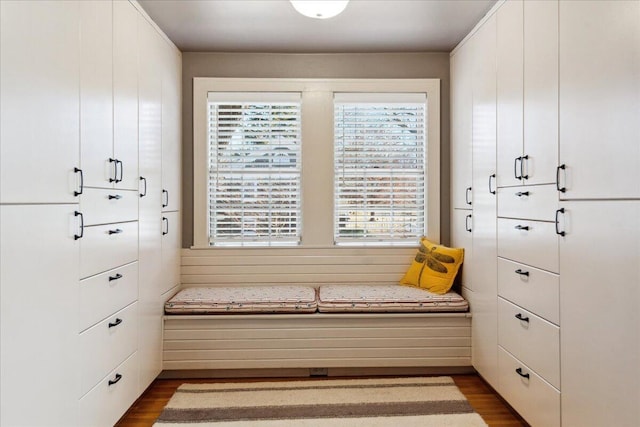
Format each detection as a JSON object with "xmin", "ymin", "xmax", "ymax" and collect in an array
[{"xmin": 116, "ymin": 374, "xmax": 528, "ymax": 427}]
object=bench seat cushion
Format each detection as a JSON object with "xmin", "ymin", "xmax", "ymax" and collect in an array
[
  {"xmin": 318, "ymin": 284, "xmax": 469, "ymax": 313},
  {"xmin": 165, "ymin": 285, "xmax": 317, "ymax": 314}
]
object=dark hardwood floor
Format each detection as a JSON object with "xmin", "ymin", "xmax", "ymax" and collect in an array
[{"xmin": 116, "ymin": 374, "xmax": 527, "ymax": 427}]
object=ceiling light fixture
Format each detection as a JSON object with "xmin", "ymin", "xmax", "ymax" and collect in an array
[{"xmin": 290, "ymin": 0, "xmax": 349, "ymax": 19}]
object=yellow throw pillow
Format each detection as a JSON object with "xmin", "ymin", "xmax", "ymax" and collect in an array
[{"xmin": 400, "ymin": 237, "xmax": 464, "ymax": 294}]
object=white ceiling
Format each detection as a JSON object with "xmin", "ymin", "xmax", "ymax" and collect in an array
[{"xmin": 137, "ymin": 0, "xmax": 497, "ymax": 53}]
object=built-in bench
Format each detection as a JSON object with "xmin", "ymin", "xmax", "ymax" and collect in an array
[{"xmin": 161, "ymin": 284, "xmax": 472, "ymax": 377}]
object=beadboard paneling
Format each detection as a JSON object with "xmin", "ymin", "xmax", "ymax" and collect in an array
[{"xmin": 181, "ymin": 247, "xmax": 417, "ymax": 286}]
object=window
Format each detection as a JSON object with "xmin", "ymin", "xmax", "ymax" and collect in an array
[
  {"xmin": 193, "ymin": 79, "xmax": 440, "ymax": 249},
  {"xmin": 334, "ymin": 93, "xmax": 426, "ymax": 245},
  {"xmin": 207, "ymin": 92, "xmax": 301, "ymax": 246}
]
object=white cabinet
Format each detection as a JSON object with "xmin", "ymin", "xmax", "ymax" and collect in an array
[
  {"xmin": 1, "ymin": 205, "xmax": 80, "ymax": 426},
  {"xmin": 558, "ymin": 1, "xmax": 640, "ymax": 199},
  {"xmin": 470, "ymin": 15, "xmax": 498, "ymax": 388},
  {"xmin": 0, "ymin": 1, "xmax": 80, "ymax": 204},
  {"xmin": 497, "ymin": 0, "xmax": 558, "ymax": 188},
  {"xmin": 450, "ymin": 40, "xmax": 473, "ymax": 210},
  {"xmin": 559, "ymin": 201, "xmax": 640, "ymax": 427},
  {"xmin": 80, "ymin": 0, "xmax": 114, "ymax": 189},
  {"xmin": 521, "ymin": 0, "xmax": 558, "ymax": 186},
  {"xmin": 450, "ymin": 209, "xmax": 473, "ymax": 292},
  {"xmin": 81, "ymin": 0, "xmax": 140, "ymax": 191},
  {"xmin": 162, "ymin": 211, "xmax": 182, "ymax": 295},
  {"xmin": 161, "ymin": 42, "xmax": 183, "ymax": 213},
  {"xmin": 138, "ymin": 14, "xmax": 165, "ymax": 393},
  {"xmin": 113, "ymin": 0, "xmax": 140, "ymax": 191},
  {"xmin": 496, "ymin": 0, "xmax": 523, "ymax": 188}
]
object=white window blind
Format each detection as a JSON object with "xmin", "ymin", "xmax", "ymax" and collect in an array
[
  {"xmin": 208, "ymin": 92, "xmax": 301, "ymax": 246},
  {"xmin": 334, "ymin": 93, "xmax": 427, "ymax": 244}
]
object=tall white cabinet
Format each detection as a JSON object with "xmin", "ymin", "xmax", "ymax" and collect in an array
[
  {"xmin": 0, "ymin": 1, "xmax": 182, "ymax": 426},
  {"xmin": 451, "ymin": 1, "xmax": 639, "ymax": 426}
]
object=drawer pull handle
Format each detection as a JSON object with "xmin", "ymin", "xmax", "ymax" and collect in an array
[
  {"xmin": 74, "ymin": 211, "xmax": 84, "ymax": 240},
  {"xmin": 515, "ymin": 368, "xmax": 530, "ymax": 379},
  {"xmin": 108, "ymin": 273, "xmax": 123, "ymax": 282},
  {"xmin": 108, "ymin": 229, "xmax": 123, "ymax": 235},
  {"xmin": 515, "ymin": 313, "xmax": 530, "ymax": 323},
  {"xmin": 515, "ymin": 225, "xmax": 529, "ymax": 231},
  {"xmin": 515, "ymin": 191, "xmax": 529, "ymax": 197},
  {"xmin": 162, "ymin": 189, "xmax": 169, "ymax": 208},
  {"xmin": 139, "ymin": 176, "xmax": 147, "ymax": 198},
  {"xmin": 108, "ymin": 194, "xmax": 122, "ymax": 200},
  {"xmin": 520, "ymin": 155, "xmax": 529, "ymax": 180},
  {"xmin": 162, "ymin": 216, "xmax": 169, "ymax": 235},
  {"xmin": 555, "ymin": 208, "xmax": 566, "ymax": 236},
  {"xmin": 74, "ymin": 167, "xmax": 84, "ymax": 196},
  {"xmin": 465, "ymin": 187, "xmax": 472, "ymax": 205},
  {"xmin": 514, "ymin": 156, "xmax": 522, "ymax": 180},
  {"xmin": 489, "ymin": 174, "xmax": 496, "ymax": 195},
  {"xmin": 109, "ymin": 158, "xmax": 118, "ymax": 183},
  {"xmin": 108, "ymin": 318, "xmax": 123, "ymax": 328},
  {"xmin": 108, "ymin": 373, "xmax": 123, "ymax": 386},
  {"xmin": 116, "ymin": 159, "xmax": 123, "ymax": 183},
  {"xmin": 515, "ymin": 269, "xmax": 529, "ymax": 277},
  {"xmin": 465, "ymin": 214, "xmax": 472, "ymax": 233},
  {"xmin": 556, "ymin": 164, "xmax": 567, "ymax": 193}
]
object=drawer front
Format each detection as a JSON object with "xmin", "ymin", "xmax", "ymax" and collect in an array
[
  {"xmin": 80, "ymin": 221, "xmax": 138, "ymax": 279},
  {"xmin": 497, "ymin": 184, "xmax": 557, "ymax": 221},
  {"xmin": 497, "ymin": 218, "xmax": 558, "ymax": 273},
  {"xmin": 79, "ymin": 302, "xmax": 138, "ymax": 396},
  {"xmin": 498, "ymin": 347, "xmax": 560, "ymax": 427},
  {"xmin": 497, "ymin": 258, "xmax": 559, "ymax": 325},
  {"xmin": 79, "ymin": 262, "xmax": 138, "ymax": 332},
  {"xmin": 498, "ymin": 298, "xmax": 560, "ymax": 388},
  {"xmin": 80, "ymin": 188, "xmax": 138, "ymax": 226},
  {"xmin": 79, "ymin": 352, "xmax": 139, "ymax": 427}
]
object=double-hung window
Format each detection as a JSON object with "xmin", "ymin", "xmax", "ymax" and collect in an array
[
  {"xmin": 207, "ymin": 92, "xmax": 301, "ymax": 246},
  {"xmin": 334, "ymin": 93, "xmax": 427, "ymax": 245},
  {"xmin": 193, "ymin": 79, "xmax": 440, "ymax": 249}
]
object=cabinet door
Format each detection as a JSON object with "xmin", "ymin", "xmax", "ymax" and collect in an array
[
  {"xmin": 161, "ymin": 211, "xmax": 182, "ymax": 294},
  {"xmin": 496, "ymin": 0, "xmax": 524, "ymax": 188},
  {"xmin": 559, "ymin": 201, "xmax": 640, "ymax": 427},
  {"xmin": 113, "ymin": 0, "xmax": 139, "ymax": 191},
  {"xmin": 1, "ymin": 205, "xmax": 80, "ymax": 426},
  {"xmin": 523, "ymin": 0, "xmax": 558, "ymax": 186},
  {"xmin": 0, "ymin": 1, "xmax": 80, "ymax": 204},
  {"xmin": 450, "ymin": 41, "xmax": 473, "ymax": 209},
  {"xmin": 80, "ymin": 0, "xmax": 114, "ymax": 189},
  {"xmin": 161, "ymin": 42, "xmax": 182, "ymax": 212},
  {"xmin": 470, "ymin": 16, "xmax": 499, "ymax": 388},
  {"xmin": 559, "ymin": 1, "xmax": 640, "ymax": 199},
  {"xmin": 137, "ymin": 15, "xmax": 164, "ymax": 394},
  {"xmin": 450, "ymin": 209, "xmax": 473, "ymax": 292}
]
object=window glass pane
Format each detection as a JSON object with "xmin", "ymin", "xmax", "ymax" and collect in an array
[
  {"xmin": 334, "ymin": 97, "xmax": 426, "ymax": 244},
  {"xmin": 208, "ymin": 94, "xmax": 301, "ymax": 246}
]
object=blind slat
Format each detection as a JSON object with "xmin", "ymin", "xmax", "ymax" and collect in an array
[
  {"xmin": 208, "ymin": 96, "xmax": 302, "ymax": 247},
  {"xmin": 334, "ymin": 99, "xmax": 426, "ymax": 244}
]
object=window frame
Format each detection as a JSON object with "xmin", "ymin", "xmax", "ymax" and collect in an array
[{"xmin": 193, "ymin": 78, "xmax": 440, "ymax": 249}]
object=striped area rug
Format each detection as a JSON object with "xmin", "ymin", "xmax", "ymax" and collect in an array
[{"xmin": 154, "ymin": 376, "xmax": 488, "ymax": 426}]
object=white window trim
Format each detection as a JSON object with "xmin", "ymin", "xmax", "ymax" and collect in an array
[{"xmin": 193, "ymin": 78, "xmax": 440, "ymax": 249}]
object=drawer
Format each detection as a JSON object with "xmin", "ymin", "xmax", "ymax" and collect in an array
[
  {"xmin": 80, "ymin": 188, "xmax": 138, "ymax": 226},
  {"xmin": 79, "ymin": 302, "xmax": 138, "ymax": 396},
  {"xmin": 80, "ymin": 221, "xmax": 138, "ymax": 279},
  {"xmin": 498, "ymin": 298, "xmax": 560, "ymax": 388},
  {"xmin": 497, "ymin": 218, "xmax": 558, "ymax": 273},
  {"xmin": 79, "ymin": 352, "xmax": 139, "ymax": 427},
  {"xmin": 497, "ymin": 258, "xmax": 559, "ymax": 325},
  {"xmin": 498, "ymin": 347, "xmax": 560, "ymax": 427},
  {"xmin": 497, "ymin": 184, "xmax": 557, "ymax": 221},
  {"xmin": 79, "ymin": 262, "xmax": 138, "ymax": 332}
]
